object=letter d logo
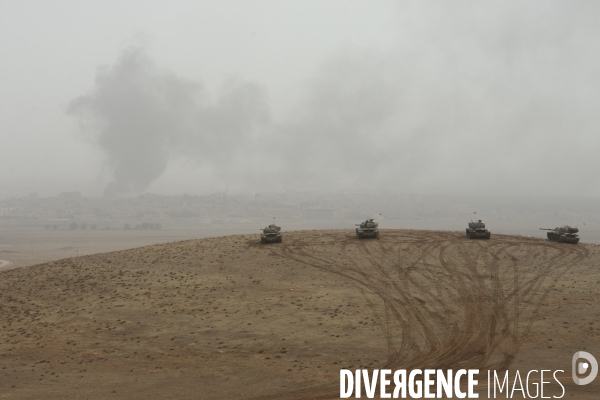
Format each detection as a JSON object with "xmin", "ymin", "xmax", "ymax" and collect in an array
[{"xmin": 572, "ymin": 351, "xmax": 598, "ymax": 385}]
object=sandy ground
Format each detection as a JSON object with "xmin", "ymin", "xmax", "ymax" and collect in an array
[
  {"xmin": 0, "ymin": 220, "xmax": 260, "ymax": 269},
  {"xmin": 2, "ymin": 217, "xmax": 599, "ymax": 270},
  {"xmin": 0, "ymin": 229, "xmax": 599, "ymax": 399},
  {"xmin": 3, "ymin": 217, "xmax": 600, "ymax": 269}
]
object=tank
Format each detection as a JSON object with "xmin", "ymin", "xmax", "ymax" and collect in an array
[
  {"xmin": 260, "ymin": 224, "xmax": 282, "ymax": 243},
  {"xmin": 539, "ymin": 226, "xmax": 579, "ymax": 244},
  {"xmin": 355, "ymin": 219, "xmax": 379, "ymax": 239},
  {"xmin": 466, "ymin": 219, "xmax": 491, "ymax": 239}
]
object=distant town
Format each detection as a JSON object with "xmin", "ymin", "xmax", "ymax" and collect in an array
[{"xmin": 2, "ymin": 190, "xmax": 598, "ymax": 228}]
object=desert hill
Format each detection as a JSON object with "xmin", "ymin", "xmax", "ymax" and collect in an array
[{"xmin": 0, "ymin": 229, "xmax": 599, "ymax": 399}]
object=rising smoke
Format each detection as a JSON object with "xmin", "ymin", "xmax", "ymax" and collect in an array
[
  {"xmin": 68, "ymin": 47, "xmax": 269, "ymax": 195},
  {"xmin": 69, "ymin": 2, "xmax": 600, "ymax": 196}
]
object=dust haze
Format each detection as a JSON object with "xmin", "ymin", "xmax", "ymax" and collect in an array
[
  {"xmin": 68, "ymin": 48, "xmax": 270, "ymax": 195},
  {"xmin": 57, "ymin": 2, "xmax": 600, "ymax": 197},
  {"xmin": 3, "ymin": 3, "xmax": 600, "ymax": 399}
]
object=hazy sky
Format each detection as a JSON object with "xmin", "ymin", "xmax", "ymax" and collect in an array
[{"xmin": 2, "ymin": 1, "xmax": 600, "ymax": 197}]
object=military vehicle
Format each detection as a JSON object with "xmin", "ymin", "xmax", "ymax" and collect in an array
[
  {"xmin": 539, "ymin": 226, "xmax": 579, "ymax": 244},
  {"xmin": 260, "ymin": 224, "xmax": 282, "ymax": 243},
  {"xmin": 356, "ymin": 219, "xmax": 379, "ymax": 239},
  {"xmin": 466, "ymin": 219, "xmax": 491, "ymax": 239}
]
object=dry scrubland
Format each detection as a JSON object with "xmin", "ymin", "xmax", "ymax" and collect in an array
[{"xmin": 0, "ymin": 230, "xmax": 599, "ymax": 399}]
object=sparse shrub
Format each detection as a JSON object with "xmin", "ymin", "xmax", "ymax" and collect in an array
[
  {"xmin": 44, "ymin": 224, "xmax": 50, "ymax": 230},
  {"xmin": 52, "ymin": 225, "xmax": 57, "ymax": 230},
  {"xmin": 91, "ymin": 224, "xmax": 97, "ymax": 230},
  {"xmin": 124, "ymin": 223, "xmax": 131, "ymax": 230},
  {"xmin": 80, "ymin": 223, "xmax": 87, "ymax": 230},
  {"xmin": 69, "ymin": 222, "xmax": 78, "ymax": 230}
]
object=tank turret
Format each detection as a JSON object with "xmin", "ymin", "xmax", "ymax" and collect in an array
[{"xmin": 468, "ymin": 220, "xmax": 486, "ymax": 229}]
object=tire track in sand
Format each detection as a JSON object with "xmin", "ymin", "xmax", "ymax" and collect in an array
[{"xmin": 261, "ymin": 230, "xmax": 588, "ymax": 400}]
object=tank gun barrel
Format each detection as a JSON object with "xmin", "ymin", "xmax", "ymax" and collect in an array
[{"xmin": 539, "ymin": 228, "xmax": 554, "ymax": 231}]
